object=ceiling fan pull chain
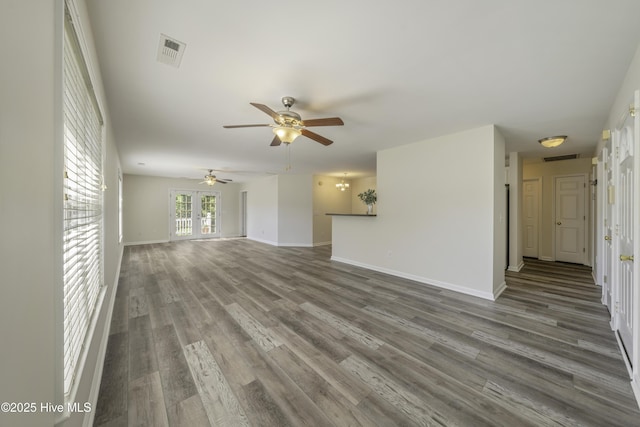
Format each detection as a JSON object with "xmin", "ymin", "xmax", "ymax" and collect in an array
[{"xmin": 285, "ymin": 144, "xmax": 292, "ymax": 171}]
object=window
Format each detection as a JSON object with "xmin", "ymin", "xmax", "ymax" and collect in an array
[{"xmin": 62, "ymin": 4, "xmax": 104, "ymax": 395}]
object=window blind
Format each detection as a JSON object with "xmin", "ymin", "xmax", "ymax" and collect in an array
[{"xmin": 62, "ymin": 6, "xmax": 104, "ymax": 395}]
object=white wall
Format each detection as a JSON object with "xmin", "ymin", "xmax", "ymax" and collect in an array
[
  {"xmin": 240, "ymin": 174, "xmax": 315, "ymax": 246},
  {"xmin": 332, "ymin": 125, "xmax": 505, "ymax": 300},
  {"xmin": 0, "ymin": 3, "xmax": 58, "ymax": 425},
  {"xmin": 123, "ymin": 175, "xmax": 241, "ymax": 244},
  {"xmin": 0, "ymin": 1, "xmax": 123, "ymax": 426},
  {"xmin": 241, "ymin": 175, "xmax": 279, "ymax": 245},
  {"xmin": 278, "ymin": 175, "xmax": 313, "ymax": 246},
  {"xmin": 313, "ymin": 175, "xmax": 352, "ymax": 245}
]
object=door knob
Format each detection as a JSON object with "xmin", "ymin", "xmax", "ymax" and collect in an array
[
  {"xmin": 604, "ymin": 235, "xmax": 612, "ymax": 241},
  {"xmin": 556, "ymin": 221, "xmax": 562, "ymax": 225},
  {"xmin": 620, "ymin": 255, "xmax": 634, "ymax": 262}
]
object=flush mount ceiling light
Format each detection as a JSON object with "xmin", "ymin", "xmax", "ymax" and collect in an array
[
  {"xmin": 336, "ymin": 173, "xmax": 350, "ymax": 191},
  {"xmin": 273, "ymin": 126, "xmax": 302, "ymax": 144},
  {"xmin": 538, "ymin": 135, "xmax": 567, "ymax": 148}
]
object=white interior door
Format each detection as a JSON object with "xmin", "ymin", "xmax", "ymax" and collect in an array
[
  {"xmin": 170, "ymin": 190, "xmax": 221, "ymax": 240},
  {"xmin": 555, "ymin": 175, "xmax": 586, "ymax": 264},
  {"xmin": 602, "ymin": 144, "xmax": 614, "ymax": 313},
  {"xmin": 614, "ymin": 93, "xmax": 637, "ymax": 361},
  {"xmin": 522, "ymin": 178, "xmax": 540, "ymax": 258}
]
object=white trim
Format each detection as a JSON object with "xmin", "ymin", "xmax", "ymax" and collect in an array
[
  {"xmin": 539, "ymin": 256, "xmax": 554, "ymax": 262},
  {"xmin": 53, "ymin": 0, "xmax": 65, "ymax": 408},
  {"xmin": 248, "ymin": 237, "xmax": 279, "ymax": 246},
  {"xmin": 278, "ymin": 242, "xmax": 314, "ymax": 247},
  {"xmin": 83, "ymin": 246, "xmax": 123, "ymax": 427},
  {"xmin": 632, "ymin": 375, "xmax": 640, "ymax": 410},
  {"xmin": 616, "ymin": 331, "xmax": 634, "ymax": 378},
  {"xmin": 56, "ymin": 287, "xmax": 107, "ymax": 426},
  {"xmin": 493, "ymin": 281, "xmax": 507, "ymax": 300},
  {"xmin": 507, "ymin": 261, "xmax": 525, "ymax": 272},
  {"xmin": 125, "ymin": 239, "xmax": 170, "ymax": 246},
  {"xmin": 314, "ymin": 241, "xmax": 332, "ymax": 247},
  {"xmin": 331, "ymin": 256, "xmax": 497, "ymax": 301}
]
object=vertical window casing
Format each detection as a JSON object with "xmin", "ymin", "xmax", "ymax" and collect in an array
[{"xmin": 62, "ymin": 5, "xmax": 104, "ymax": 395}]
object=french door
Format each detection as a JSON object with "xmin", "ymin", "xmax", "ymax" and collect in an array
[{"xmin": 170, "ymin": 190, "xmax": 221, "ymax": 240}]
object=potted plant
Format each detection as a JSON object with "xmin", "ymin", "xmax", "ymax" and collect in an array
[{"xmin": 357, "ymin": 189, "xmax": 377, "ymax": 214}]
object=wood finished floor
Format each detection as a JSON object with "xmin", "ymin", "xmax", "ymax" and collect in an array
[{"xmin": 94, "ymin": 240, "xmax": 640, "ymax": 426}]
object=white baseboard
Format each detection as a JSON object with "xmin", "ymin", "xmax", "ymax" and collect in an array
[
  {"xmin": 539, "ymin": 256, "xmax": 554, "ymax": 262},
  {"xmin": 331, "ymin": 256, "xmax": 497, "ymax": 301},
  {"xmin": 124, "ymin": 239, "xmax": 169, "ymax": 246},
  {"xmin": 247, "ymin": 237, "xmax": 279, "ymax": 246},
  {"xmin": 493, "ymin": 281, "xmax": 507, "ymax": 300},
  {"xmin": 314, "ymin": 241, "xmax": 332, "ymax": 247},
  {"xmin": 247, "ymin": 237, "xmax": 314, "ymax": 247},
  {"xmin": 631, "ymin": 375, "xmax": 640, "ymax": 408},
  {"xmin": 631, "ymin": 375, "xmax": 640, "ymax": 410},
  {"xmin": 278, "ymin": 242, "xmax": 314, "ymax": 247},
  {"xmin": 507, "ymin": 261, "xmax": 525, "ymax": 272}
]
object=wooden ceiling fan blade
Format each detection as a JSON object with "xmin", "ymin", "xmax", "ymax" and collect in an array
[
  {"xmin": 216, "ymin": 180, "xmax": 228, "ymax": 184},
  {"xmin": 270, "ymin": 135, "xmax": 282, "ymax": 146},
  {"xmin": 301, "ymin": 129, "xmax": 333, "ymax": 146},
  {"xmin": 250, "ymin": 102, "xmax": 280, "ymax": 120},
  {"xmin": 301, "ymin": 117, "xmax": 344, "ymax": 127},
  {"xmin": 223, "ymin": 124, "xmax": 270, "ymax": 128}
]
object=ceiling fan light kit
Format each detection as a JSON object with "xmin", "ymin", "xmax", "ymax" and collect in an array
[
  {"xmin": 224, "ymin": 96, "xmax": 344, "ymax": 147},
  {"xmin": 200, "ymin": 169, "xmax": 232, "ymax": 186},
  {"xmin": 273, "ymin": 126, "xmax": 302, "ymax": 144},
  {"xmin": 538, "ymin": 135, "xmax": 567, "ymax": 148}
]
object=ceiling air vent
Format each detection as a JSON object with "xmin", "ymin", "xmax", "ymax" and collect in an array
[
  {"xmin": 157, "ymin": 34, "xmax": 186, "ymax": 68},
  {"xmin": 543, "ymin": 154, "xmax": 579, "ymax": 162}
]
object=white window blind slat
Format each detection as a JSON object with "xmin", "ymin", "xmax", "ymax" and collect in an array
[{"xmin": 62, "ymin": 6, "xmax": 104, "ymax": 395}]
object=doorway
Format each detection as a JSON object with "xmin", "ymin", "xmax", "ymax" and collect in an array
[{"xmin": 170, "ymin": 189, "xmax": 221, "ymax": 240}]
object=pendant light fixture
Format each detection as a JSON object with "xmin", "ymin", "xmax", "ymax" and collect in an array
[{"xmin": 336, "ymin": 173, "xmax": 350, "ymax": 191}]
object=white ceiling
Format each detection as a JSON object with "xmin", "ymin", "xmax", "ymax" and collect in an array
[{"xmin": 85, "ymin": 0, "xmax": 640, "ymax": 182}]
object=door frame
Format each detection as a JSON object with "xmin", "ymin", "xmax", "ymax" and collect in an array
[
  {"xmin": 597, "ymin": 143, "xmax": 614, "ymax": 312},
  {"xmin": 552, "ymin": 173, "xmax": 589, "ymax": 264}
]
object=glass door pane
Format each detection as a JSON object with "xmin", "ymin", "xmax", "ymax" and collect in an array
[
  {"xmin": 200, "ymin": 194, "xmax": 217, "ymax": 236},
  {"xmin": 172, "ymin": 192, "xmax": 193, "ymax": 239}
]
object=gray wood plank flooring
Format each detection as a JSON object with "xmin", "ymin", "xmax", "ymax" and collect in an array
[{"xmin": 94, "ymin": 241, "xmax": 640, "ymax": 426}]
